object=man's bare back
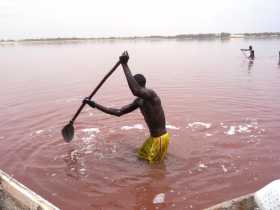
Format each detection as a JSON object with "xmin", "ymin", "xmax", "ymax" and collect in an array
[{"xmin": 136, "ymin": 92, "xmax": 166, "ymax": 137}]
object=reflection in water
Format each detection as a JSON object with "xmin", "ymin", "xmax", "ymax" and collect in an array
[{"xmin": 248, "ymin": 60, "xmax": 254, "ymax": 73}]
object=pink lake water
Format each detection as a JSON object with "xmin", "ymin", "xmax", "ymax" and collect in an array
[{"xmin": 0, "ymin": 39, "xmax": 280, "ymax": 210}]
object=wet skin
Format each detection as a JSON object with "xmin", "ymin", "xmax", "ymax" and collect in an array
[{"xmin": 84, "ymin": 52, "xmax": 167, "ymax": 137}]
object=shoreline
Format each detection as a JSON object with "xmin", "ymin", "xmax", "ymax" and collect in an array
[{"xmin": 1, "ymin": 32, "xmax": 280, "ymax": 43}]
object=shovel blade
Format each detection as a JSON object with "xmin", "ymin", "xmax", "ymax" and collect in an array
[{"xmin": 62, "ymin": 123, "xmax": 74, "ymax": 142}]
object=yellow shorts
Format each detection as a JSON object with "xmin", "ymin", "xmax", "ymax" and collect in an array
[{"xmin": 138, "ymin": 133, "xmax": 170, "ymax": 162}]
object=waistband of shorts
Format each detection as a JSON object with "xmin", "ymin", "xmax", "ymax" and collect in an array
[{"xmin": 151, "ymin": 132, "xmax": 169, "ymax": 139}]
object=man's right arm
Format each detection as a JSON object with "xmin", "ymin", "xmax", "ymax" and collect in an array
[
  {"xmin": 120, "ymin": 51, "xmax": 155, "ymax": 100},
  {"xmin": 84, "ymin": 98, "xmax": 139, "ymax": 117}
]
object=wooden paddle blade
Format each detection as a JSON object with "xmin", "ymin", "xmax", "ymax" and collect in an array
[{"xmin": 62, "ymin": 123, "xmax": 74, "ymax": 142}]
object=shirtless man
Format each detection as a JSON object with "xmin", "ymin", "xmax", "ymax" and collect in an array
[
  {"xmin": 241, "ymin": 45, "xmax": 255, "ymax": 60},
  {"xmin": 83, "ymin": 51, "xmax": 169, "ymax": 162}
]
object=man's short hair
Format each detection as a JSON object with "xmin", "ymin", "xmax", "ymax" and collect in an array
[{"xmin": 134, "ymin": 74, "xmax": 146, "ymax": 87}]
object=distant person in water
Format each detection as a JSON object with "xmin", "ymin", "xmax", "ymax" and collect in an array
[
  {"xmin": 278, "ymin": 51, "xmax": 280, "ymax": 65},
  {"xmin": 83, "ymin": 51, "xmax": 169, "ymax": 163},
  {"xmin": 241, "ymin": 45, "xmax": 255, "ymax": 60}
]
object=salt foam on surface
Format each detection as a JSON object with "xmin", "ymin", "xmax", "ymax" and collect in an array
[
  {"xmin": 198, "ymin": 163, "xmax": 208, "ymax": 169},
  {"xmin": 221, "ymin": 165, "xmax": 228, "ymax": 173},
  {"xmin": 82, "ymin": 128, "xmax": 100, "ymax": 133},
  {"xmin": 237, "ymin": 125, "xmax": 251, "ymax": 133},
  {"xmin": 35, "ymin": 130, "xmax": 44, "ymax": 134},
  {"xmin": 225, "ymin": 126, "xmax": 236, "ymax": 135},
  {"xmin": 166, "ymin": 125, "xmax": 180, "ymax": 130},
  {"xmin": 121, "ymin": 124, "xmax": 144, "ymax": 130},
  {"xmin": 153, "ymin": 193, "xmax": 165, "ymax": 204},
  {"xmin": 188, "ymin": 122, "xmax": 211, "ymax": 129}
]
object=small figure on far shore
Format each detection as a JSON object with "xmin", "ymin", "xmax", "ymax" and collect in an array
[
  {"xmin": 241, "ymin": 45, "xmax": 255, "ymax": 60},
  {"xmin": 278, "ymin": 51, "xmax": 280, "ymax": 65}
]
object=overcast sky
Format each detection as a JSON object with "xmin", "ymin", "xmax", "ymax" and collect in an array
[{"xmin": 0, "ymin": 0, "xmax": 279, "ymax": 39}]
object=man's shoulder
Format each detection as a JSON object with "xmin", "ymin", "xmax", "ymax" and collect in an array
[
  {"xmin": 138, "ymin": 88, "xmax": 161, "ymax": 102},
  {"xmin": 143, "ymin": 88, "xmax": 158, "ymax": 97}
]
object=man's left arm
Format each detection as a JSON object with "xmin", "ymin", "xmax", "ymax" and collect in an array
[{"xmin": 84, "ymin": 98, "xmax": 139, "ymax": 117}]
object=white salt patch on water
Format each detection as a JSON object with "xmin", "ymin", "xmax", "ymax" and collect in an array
[
  {"xmin": 121, "ymin": 124, "xmax": 144, "ymax": 130},
  {"xmin": 198, "ymin": 163, "xmax": 208, "ymax": 169},
  {"xmin": 35, "ymin": 130, "xmax": 44, "ymax": 134},
  {"xmin": 153, "ymin": 193, "xmax": 165, "ymax": 204},
  {"xmin": 237, "ymin": 125, "xmax": 250, "ymax": 133},
  {"xmin": 166, "ymin": 125, "xmax": 180, "ymax": 130},
  {"xmin": 221, "ymin": 165, "xmax": 228, "ymax": 173},
  {"xmin": 225, "ymin": 126, "xmax": 236, "ymax": 135},
  {"xmin": 188, "ymin": 122, "xmax": 211, "ymax": 129},
  {"xmin": 82, "ymin": 128, "xmax": 100, "ymax": 133},
  {"xmin": 221, "ymin": 119, "xmax": 264, "ymax": 137},
  {"xmin": 51, "ymin": 173, "xmax": 56, "ymax": 177},
  {"xmin": 205, "ymin": 133, "xmax": 213, "ymax": 137}
]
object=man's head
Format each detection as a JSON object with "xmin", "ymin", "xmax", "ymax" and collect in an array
[
  {"xmin": 133, "ymin": 74, "xmax": 146, "ymax": 87},
  {"xmin": 249, "ymin": 45, "xmax": 252, "ymax": 50}
]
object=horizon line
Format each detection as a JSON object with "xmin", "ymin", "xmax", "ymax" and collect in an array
[{"xmin": 1, "ymin": 32, "xmax": 280, "ymax": 42}]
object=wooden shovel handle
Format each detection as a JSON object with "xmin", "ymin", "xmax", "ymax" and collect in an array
[{"xmin": 69, "ymin": 60, "xmax": 121, "ymax": 124}]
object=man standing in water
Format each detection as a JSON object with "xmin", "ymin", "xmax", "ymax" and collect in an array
[
  {"xmin": 83, "ymin": 51, "xmax": 169, "ymax": 162},
  {"xmin": 241, "ymin": 45, "xmax": 255, "ymax": 60}
]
